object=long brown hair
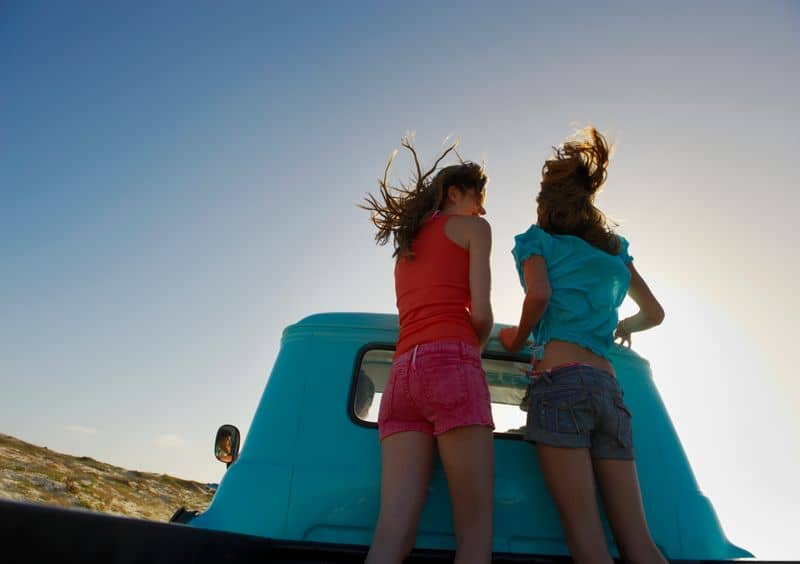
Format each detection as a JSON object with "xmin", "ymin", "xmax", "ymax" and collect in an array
[
  {"xmin": 537, "ymin": 127, "xmax": 619, "ymax": 255},
  {"xmin": 362, "ymin": 137, "xmax": 488, "ymax": 259}
]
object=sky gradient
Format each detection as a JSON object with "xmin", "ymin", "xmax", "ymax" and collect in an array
[{"xmin": 2, "ymin": 1, "xmax": 798, "ymax": 559}]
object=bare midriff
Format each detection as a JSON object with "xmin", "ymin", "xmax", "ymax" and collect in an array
[{"xmin": 536, "ymin": 339, "xmax": 615, "ymax": 376}]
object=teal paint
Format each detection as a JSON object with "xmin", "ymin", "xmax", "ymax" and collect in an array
[{"xmin": 190, "ymin": 312, "xmax": 751, "ymax": 559}]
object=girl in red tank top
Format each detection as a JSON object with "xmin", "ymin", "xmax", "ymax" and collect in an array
[
  {"xmin": 394, "ymin": 211, "xmax": 478, "ymax": 355},
  {"xmin": 361, "ymin": 137, "xmax": 495, "ymax": 564}
]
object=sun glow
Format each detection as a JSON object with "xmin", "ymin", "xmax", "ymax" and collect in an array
[{"xmin": 622, "ymin": 284, "xmax": 798, "ymax": 559}]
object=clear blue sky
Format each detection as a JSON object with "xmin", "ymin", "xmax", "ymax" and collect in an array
[{"xmin": 2, "ymin": 1, "xmax": 798, "ymax": 559}]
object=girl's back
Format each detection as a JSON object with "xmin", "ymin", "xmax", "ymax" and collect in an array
[
  {"xmin": 395, "ymin": 214, "xmax": 476, "ymax": 356},
  {"xmin": 511, "ymin": 224, "xmax": 633, "ymax": 359}
]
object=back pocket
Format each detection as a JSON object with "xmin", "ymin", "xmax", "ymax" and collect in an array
[
  {"xmin": 531, "ymin": 386, "xmax": 589, "ymax": 435},
  {"xmin": 421, "ymin": 362, "xmax": 468, "ymax": 409}
]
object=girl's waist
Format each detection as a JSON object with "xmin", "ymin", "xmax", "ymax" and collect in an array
[
  {"xmin": 533, "ymin": 339, "xmax": 615, "ymax": 377},
  {"xmin": 396, "ymin": 318, "xmax": 478, "ymax": 356}
]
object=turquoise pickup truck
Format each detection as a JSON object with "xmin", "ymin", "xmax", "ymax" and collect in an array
[
  {"xmin": 194, "ymin": 312, "xmax": 749, "ymax": 560},
  {"xmin": 0, "ymin": 312, "xmax": 752, "ymax": 562}
]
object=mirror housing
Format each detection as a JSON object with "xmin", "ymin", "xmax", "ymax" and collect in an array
[{"xmin": 214, "ymin": 424, "xmax": 240, "ymax": 468}]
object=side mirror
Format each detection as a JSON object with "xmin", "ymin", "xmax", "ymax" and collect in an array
[{"xmin": 214, "ymin": 424, "xmax": 240, "ymax": 468}]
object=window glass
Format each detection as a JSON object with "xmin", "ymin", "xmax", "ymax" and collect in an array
[{"xmin": 353, "ymin": 348, "xmax": 530, "ymax": 435}]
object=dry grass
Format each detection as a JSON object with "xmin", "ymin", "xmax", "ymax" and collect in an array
[{"xmin": 0, "ymin": 433, "xmax": 213, "ymax": 521}]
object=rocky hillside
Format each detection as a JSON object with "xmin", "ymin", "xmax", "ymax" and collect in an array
[{"xmin": 0, "ymin": 433, "xmax": 214, "ymax": 521}]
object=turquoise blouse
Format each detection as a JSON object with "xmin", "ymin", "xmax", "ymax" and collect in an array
[{"xmin": 511, "ymin": 225, "xmax": 633, "ymax": 361}]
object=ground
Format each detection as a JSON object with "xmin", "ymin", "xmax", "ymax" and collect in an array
[{"xmin": 0, "ymin": 433, "xmax": 213, "ymax": 521}]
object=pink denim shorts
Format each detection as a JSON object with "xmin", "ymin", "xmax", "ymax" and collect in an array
[{"xmin": 378, "ymin": 340, "xmax": 495, "ymax": 441}]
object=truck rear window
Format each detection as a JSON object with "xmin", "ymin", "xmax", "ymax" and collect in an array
[{"xmin": 352, "ymin": 348, "xmax": 531, "ymax": 436}]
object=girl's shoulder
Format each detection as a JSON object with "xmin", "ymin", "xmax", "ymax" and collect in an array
[
  {"xmin": 614, "ymin": 233, "xmax": 634, "ymax": 264},
  {"xmin": 445, "ymin": 214, "xmax": 491, "ymax": 238},
  {"xmin": 442, "ymin": 214, "xmax": 490, "ymax": 251},
  {"xmin": 512, "ymin": 224, "xmax": 553, "ymax": 263},
  {"xmin": 446, "ymin": 213, "xmax": 490, "ymax": 228}
]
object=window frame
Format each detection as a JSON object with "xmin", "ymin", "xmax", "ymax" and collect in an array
[{"xmin": 348, "ymin": 342, "xmax": 531, "ymax": 441}]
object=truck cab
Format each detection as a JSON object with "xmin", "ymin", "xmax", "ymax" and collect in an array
[{"xmin": 190, "ymin": 312, "xmax": 750, "ymax": 560}]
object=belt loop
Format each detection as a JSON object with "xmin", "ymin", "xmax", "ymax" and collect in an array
[{"xmin": 411, "ymin": 345, "xmax": 419, "ymax": 369}]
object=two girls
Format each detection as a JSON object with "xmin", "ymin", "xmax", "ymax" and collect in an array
[{"xmin": 363, "ymin": 129, "xmax": 665, "ymax": 564}]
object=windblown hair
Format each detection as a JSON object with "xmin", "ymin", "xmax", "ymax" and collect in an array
[
  {"xmin": 361, "ymin": 137, "xmax": 488, "ymax": 259},
  {"xmin": 537, "ymin": 127, "xmax": 619, "ymax": 255}
]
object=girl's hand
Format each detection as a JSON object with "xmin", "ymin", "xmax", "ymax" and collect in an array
[
  {"xmin": 614, "ymin": 320, "xmax": 632, "ymax": 348},
  {"xmin": 499, "ymin": 326, "xmax": 520, "ymax": 351}
]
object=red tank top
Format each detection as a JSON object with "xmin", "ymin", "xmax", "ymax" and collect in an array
[{"xmin": 394, "ymin": 215, "xmax": 479, "ymax": 356}]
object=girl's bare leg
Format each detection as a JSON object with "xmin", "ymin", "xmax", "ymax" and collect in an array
[
  {"xmin": 592, "ymin": 458, "xmax": 667, "ymax": 564},
  {"xmin": 536, "ymin": 444, "xmax": 614, "ymax": 564},
  {"xmin": 436, "ymin": 425, "xmax": 494, "ymax": 564},
  {"xmin": 366, "ymin": 431, "xmax": 435, "ymax": 564}
]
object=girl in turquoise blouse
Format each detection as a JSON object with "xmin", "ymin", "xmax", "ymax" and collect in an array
[{"xmin": 500, "ymin": 127, "xmax": 666, "ymax": 564}]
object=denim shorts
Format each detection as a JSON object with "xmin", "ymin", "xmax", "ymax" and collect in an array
[
  {"xmin": 525, "ymin": 364, "xmax": 634, "ymax": 460},
  {"xmin": 378, "ymin": 340, "xmax": 495, "ymax": 441}
]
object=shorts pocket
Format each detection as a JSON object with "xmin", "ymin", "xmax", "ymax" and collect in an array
[
  {"xmin": 421, "ymin": 362, "xmax": 468, "ymax": 409},
  {"xmin": 472, "ymin": 365, "xmax": 491, "ymax": 405},
  {"xmin": 380, "ymin": 364, "xmax": 409, "ymax": 421},
  {"xmin": 614, "ymin": 394, "xmax": 633, "ymax": 447},
  {"xmin": 531, "ymin": 386, "xmax": 589, "ymax": 435},
  {"xmin": 377, "ymin": 373, "xmax": 396, "ymax": 424},
  {"xmin": 520, "ymin": 383, "xmax": 533, "ymax": 412}
]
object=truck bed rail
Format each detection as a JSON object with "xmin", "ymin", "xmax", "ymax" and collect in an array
[{"xmin": 0, "ymin": 499, "xmax": 754, "ymax": 563}]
